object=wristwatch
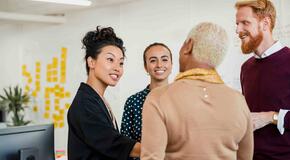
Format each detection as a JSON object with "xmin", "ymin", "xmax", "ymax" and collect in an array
[{"xmin": 272, "ymin": 112, "xmax": 278, "ymax": 124}]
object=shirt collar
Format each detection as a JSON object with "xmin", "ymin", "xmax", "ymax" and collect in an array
[{"xmin": 254, "ymin": 41, "xmax": 284, "ymax": 59}]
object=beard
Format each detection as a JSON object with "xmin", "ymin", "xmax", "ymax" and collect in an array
[{"xmin": 240, "ymin": 30, "xmax": 263, "ymax": 54}]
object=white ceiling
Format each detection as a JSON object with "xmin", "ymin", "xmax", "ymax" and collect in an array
[{"xmin": 0, "ymin": 0, "xmax": 137, "ymax": 24}]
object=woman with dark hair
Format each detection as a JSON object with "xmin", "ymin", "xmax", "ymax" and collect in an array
[
  {"xmin": 120, "ymin": 43, "xmax": 173, "ymax": 160},
  {"xmin": 67, "ymin": 26, "xmax": 140, "ymax": 160}
]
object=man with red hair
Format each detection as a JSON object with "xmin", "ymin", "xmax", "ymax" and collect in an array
[{"xmin": 235, "ymin": 0, "xmax": 290, "ymax": 159}]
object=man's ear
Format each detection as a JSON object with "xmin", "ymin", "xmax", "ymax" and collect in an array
[
  {"xmin": 87, "ymin": 56, "xmax": 95, "ymax": 69},
  {"xmin": 262, "ymin": 17, "xmax": 271, "ymax": 31},
  {"xmin": 183, "ymin": 38, "xmax": 193, "ymax": 55}
]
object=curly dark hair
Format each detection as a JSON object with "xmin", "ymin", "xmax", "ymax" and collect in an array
[{"xmin": 82, "ymin": 26, "xmax": 126, "ymax": 75}]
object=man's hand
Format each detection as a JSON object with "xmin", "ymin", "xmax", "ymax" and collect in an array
[{"xmin": 251, "ymin": 112, "xmax": 275, "ymax": 131}]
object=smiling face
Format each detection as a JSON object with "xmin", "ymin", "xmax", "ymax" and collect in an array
[
  {"xmin": 236, "ymin": 6, "xmax": 264, "ymax": 54},
  {"xmin": 88, "ymin": 45, "xmax": 124, "ymax": 87},
  {"xmin": 144, "ymin": 45, "xmax": 172, "ymax": 82}
]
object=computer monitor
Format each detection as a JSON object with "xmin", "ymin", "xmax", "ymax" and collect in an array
[
  {"xmin": 0, "ymin": 109, "xmax": 5, "ymax": 122},
  {"xmin": 0, "ymin": 123, "xmax": 55, "ymax": 160}
]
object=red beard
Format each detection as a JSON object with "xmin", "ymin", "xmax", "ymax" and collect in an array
[{"xmin": 240, "ymin": 30, "xmax": 263, "ymax": 54}]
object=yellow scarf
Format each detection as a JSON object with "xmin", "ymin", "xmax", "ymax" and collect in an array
[{"xmin": 175, "ymin": 68, "xmax": 224, "ymax": 84}]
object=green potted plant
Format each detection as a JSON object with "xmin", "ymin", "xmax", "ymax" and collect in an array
[{"xmin": 0, "ymin": 86, "xmax": 31, "ymax": 126}]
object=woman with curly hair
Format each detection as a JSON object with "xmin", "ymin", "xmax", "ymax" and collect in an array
[{"xmin": 67, "ymin": 26, "xmax": 140, "ymax": 160}]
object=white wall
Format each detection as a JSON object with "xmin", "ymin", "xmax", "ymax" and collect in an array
[{"xmin": 0, "ymin": 0, "xmax": 289, "ymax": 153}]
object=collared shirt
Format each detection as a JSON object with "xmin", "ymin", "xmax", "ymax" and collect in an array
[{"xmin": 254, "ymin": 41, "xmax": 284, "ymax": 59}]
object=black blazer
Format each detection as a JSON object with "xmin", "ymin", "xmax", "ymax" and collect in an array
[{"xmin": 67, "ymin": 83, "xmax": 136, "ymax": 160}]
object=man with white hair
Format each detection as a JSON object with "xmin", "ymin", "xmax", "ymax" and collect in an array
[{"xmin": 141, "ymin": 22, "xmax": 253, "ymax": 160}]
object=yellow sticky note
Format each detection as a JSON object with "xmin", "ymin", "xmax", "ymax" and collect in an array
[
  {"xmin": 47, "ymin": 71, "xmax": 52, "ymax": 77},
  {"xmin": 22, "ymin": 71, "xmax": 26, "ymax": 76},
  {"xmin": 25, "ymin": 85, "xmax": 30, "ymax": 91},
  {"xmin": 36, "ymin": 62, "xmax": 41, "ymax": 66},
  {"xmin": 53, "ymin": 57, "xmax": 58, "ymax": 63},
  {"xmin": 54, "ymin": 123, "xmax": 58, "ymax": 128},
  {"xmin": 28, "ymin": 78, "xmax": 32, "ymax": 84},
  {"xmin": 36, "ymin": 67, "xmax": 41, "ymax": 73},
  {"xmin": 59, "ymin": 114, "xmax": 64, "ymax": 120},
  {"xmin": 45, "ymin": 93, "xmax": 50, "ymax": 98},
  {"xmin": 52, "ymin": 63, "xmax": 58, "ymax": 68},
  {"xmin": 44, "ymin": 112, "xmax": 50, "ymax": 119},
  {"xmin": 53, "ymin": 77, "xmax": 58, "ymax": 82},
  {"xmin": 32, "ymin": 91, "xmax": 37, "ymax": 97},
  {"xmin": 22, "ymin": 65, "xmax": 27, "ymax": 70},
  {"xmin": 65, "ymin": 103, "xmax": 70, "ymax": 109},
  {"xmin": 52, "ymin": 70, "xmax": 58, "ymax": 75},
  {"xmin": 45, "ymin": 100, "xmax": 50, "ymax": 104},
  {"xmin": 59, "ymin": 122, "xmax": 64, "ymax": 128},
  {"xmin": 61, "ymin": 61, "xmax": 66, "ymax": 67},
  {"xmin": 55, "ymin": 105, "xmax": 60, "ymax": 111},
  {"xmin": 47, "ymin": 64, "xmax": 52, "ymax": 70},
  {"xmin": 36, "ymin": 74, "xmax": 40, "ymax": 79},
  {"xmin": 60, "ymin": 79, "xmax": 65, "ymax": 84},
  {"xmin": 61, "ymin": 53, "xmax": 66, "ymax": 59},
  {"xmin": 45, "ymin": 87, "xmax": 50, "ymax": 92},
  {"xmin": 60, "ymin": 93, "xmax": 64, "ymax": 98},
  {"xmin": 55, "ymin": 99, "xmax": 60, "ymax": 104},
  {"xmin": 61, "ymin": 66, "xmax": 66, "ymax": 72},
  {"xmin": 60, "ymin": 77, "xmax": 65, "ymax": 82},
  {"xmin": 33, "ymin": 105, "xmax": 38, "ymax": 112},
  {"xmin": 35, "ymin": 81, "xmax": 40, "ymax": 86},
  {"xmin": 59, "ymin": 109, "xmax": 65, "ymax": 115},
  {"xmin": 62, "ymin": 47, "xmax": 67, "ymax": 54},
  {"xmin": 45, "ymin": 106, "xmax": 50, "ymax": 111},
  {"xmin": 54, "ymin": 92, "xmax": 59, "ymax": 97},
  {"xmin": 61, "ymin": 73, "xmax": 66, "ymax": 78},
  {"xmin": 53, "ymin": 114, "xmax": 59, "ymax": 121},
  {"xmin": 55, "ymin": 84, "xmax": 60, "ymax": 89},
  {"xmin": 60, "ymin": 64, "xmax": 66, "ymax": 71},
  {"xmin": 65, "ymin": 92, "xmax": 71, "ymax": 98}
]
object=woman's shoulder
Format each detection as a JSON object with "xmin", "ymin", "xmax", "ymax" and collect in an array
[{"xmin": 126, "ymin": 86, "xmax": 150, "ymax": 101}]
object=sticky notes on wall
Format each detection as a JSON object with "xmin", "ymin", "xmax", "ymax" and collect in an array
[{"xmin": 21, "ymin": 47, "xmax": 71, "ymax": 128}]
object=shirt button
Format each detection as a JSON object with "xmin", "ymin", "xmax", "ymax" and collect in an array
[
  {"xmin": 204, "ymin": 94, "xmax": 208, "ymax": 98},
  {"xmin": 203, "ymin": 87, "xmax": 207, "ymax": 91}
]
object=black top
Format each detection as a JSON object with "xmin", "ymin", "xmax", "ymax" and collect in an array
[{"xmin": 67, "ymin": 82, "xmax": 136, "ymax": 160}]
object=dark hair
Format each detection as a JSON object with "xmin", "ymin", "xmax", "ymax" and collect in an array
[
  {"xmin": 82, "ymin": 26, "xmax": 126, "ymax": 75},
  {"xmin": 143, "ymin": 42, "xmax": 172, "ymax": 66}
]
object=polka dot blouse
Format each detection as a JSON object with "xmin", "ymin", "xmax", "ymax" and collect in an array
[{"xmin": 121, "ymin": 85, "xmax": 150, "ymax": 142}]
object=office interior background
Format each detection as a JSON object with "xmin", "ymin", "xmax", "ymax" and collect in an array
[{"xmin": 0, "ymin": 0, "xmax": 289, "ymax": 153}]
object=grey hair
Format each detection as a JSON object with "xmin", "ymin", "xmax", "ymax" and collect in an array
[{"xmin": 187, "ymin": 22, "xmax": 229, "ymax": 67}]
